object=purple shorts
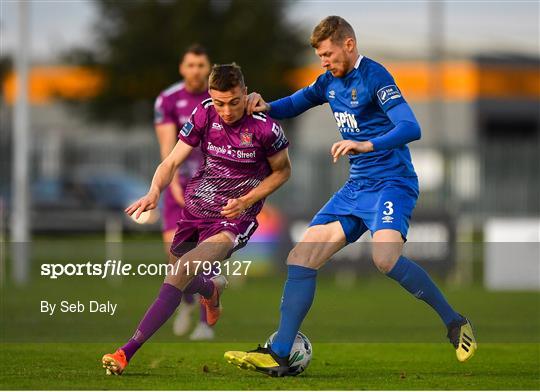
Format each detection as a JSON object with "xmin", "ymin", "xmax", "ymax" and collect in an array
[
  {"xmin": 170, "ymin": 209, "xmax": 259, "ymax": 258},
  {"xmin": 161, "ymin": 185, "xmax": 184, "ymax": 232}
]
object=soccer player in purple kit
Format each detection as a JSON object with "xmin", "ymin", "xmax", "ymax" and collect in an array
[
  {"xmin": 154, "ymin": 44, "xmax": 214, "ymax": 340},
  {"xmin": 101, "ymin": 63, "xmax": 291, "ymax": 375}
]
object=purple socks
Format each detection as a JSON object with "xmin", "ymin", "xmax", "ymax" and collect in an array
[
  {"xmin": 184, "ymin": 275, "xmax": 214, "ymax": 323},
  {"xmin": 184, "ymin": 274, "xmax": 214, "ymax": 299},
  {"xmin": 121, "ymin": 283, "xmax": 182, "ymax": 361}
]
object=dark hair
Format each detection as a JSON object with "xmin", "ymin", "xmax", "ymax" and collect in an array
[
  {"xmin": 208, "ymin": 63, "xmax": 245, "ymax": 91},
  {"xmin": 180, "ymin": 43, "xmax": 209, "ymax": 63},
  {"xmin": 310, "ymin": 16, "xmax": 356, "ymax": 48}
]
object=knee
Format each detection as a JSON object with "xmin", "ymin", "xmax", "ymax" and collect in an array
[
  {"xmin": 163, "ymin": 259, "xmax": 189, "ymax": 286},
  {"xmin": 372, "ymin": 250, "xmax": 400, "ymax": 274},
  {"xmin": 287, "ymin": 246, "xmax": 315, "ymax": 268},
  {"xmin": 287, "ymin": 247, "xmax": 304, "ymax": 266}
]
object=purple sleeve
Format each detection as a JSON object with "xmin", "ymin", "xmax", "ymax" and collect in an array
[
  {"xmin": 261, "ymin": 120, "xmax": 289, "ymax": 157},
  {"xmin": 178, "ymin": 105, "xmax": 207, "ymax": 147},
  {"xmin": 154, "ymin": 94, "xmax": 175, "ymax": 125}
]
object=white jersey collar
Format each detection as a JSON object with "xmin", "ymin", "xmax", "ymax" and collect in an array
[{"xmin": 354, "ymin": 55, "xmax": 363, "ymax": 69}]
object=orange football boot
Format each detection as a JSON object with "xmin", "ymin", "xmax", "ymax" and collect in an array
[
  {"xmin": 102, "ymin": 349, "xmax": 128, "ymax": 375},
  {"xmin": 200, "ymin": 275, "xmax": 228, "ymax": 326}
]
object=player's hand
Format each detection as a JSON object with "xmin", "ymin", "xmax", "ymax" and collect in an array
[
  {"xmin": 169, "ymin": 176, "xmax": 185, "ymax": 208},
  {"xmin": 331, "ymin": 140, "xmax": 374, "ymax": 163},
  {"xmin": 245, "ymin": 92, "xmax": 270, "ymax": 115},
  {"xmin": 221, "ymin": 198, "xmax": 249, "ymax": 219},
  {"xmin": 125, "ymin": 189, "xmax": 160, "ymax": 219}
]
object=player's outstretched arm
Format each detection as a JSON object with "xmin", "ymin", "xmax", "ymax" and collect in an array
[
  {"xmin": 155, "ymin": 123, "xmax": 185, "ymax": 206},
  {"xmin": 246, "ymin": 92, "xmax": 270, "ymax": 115},
  {"xmin": 221, "ymin": 148, "xmax": 291, "ymax": 219},
  {"xmin": 246, "ymin": 89, "xmax": 322, "ymax": 120},
  {"xmin": 125, "ymin": 140, "xmax": 193, "ymax": 219}
]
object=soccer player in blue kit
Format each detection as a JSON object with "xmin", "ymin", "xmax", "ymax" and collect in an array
[{"xmin": 224, "ymin": 16, "xmax": 477, "ymax": 376}]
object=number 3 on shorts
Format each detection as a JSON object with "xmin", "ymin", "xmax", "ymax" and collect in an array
[{"xmin": 383, "ymin": 201, "xmax": 394, "ymax": 216}]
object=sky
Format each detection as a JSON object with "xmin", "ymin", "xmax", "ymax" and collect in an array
[{"xmin": 1, "ymin": 0, "xmax": 539, "ymax": 62}]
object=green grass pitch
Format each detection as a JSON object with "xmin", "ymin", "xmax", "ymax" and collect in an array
[
  {"xmin": 1, "ymin": 343, "xmax": 539, "ymax": 389},
  {"xmin": 1, "ymin": 236, "xmax": 539, "ymax": 389}
]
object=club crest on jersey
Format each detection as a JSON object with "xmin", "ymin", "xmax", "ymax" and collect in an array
[
  {"xmin": 180, "ymin": 121, "xmax": 194, "ymax": 136},
  {"xmin": 377, "ymin": 85, "xmax": 402, "ymax": 105},
  {"xmin": 328, "ymin": 90, "xmax": 336, "ymax": 99},
  {"xmin": 350, "ymin": 88, "xmax": 359, "ymax": 106},
  {"xmin": 240, "ymin": 130, "xmax": 253, "ymax": 146}
]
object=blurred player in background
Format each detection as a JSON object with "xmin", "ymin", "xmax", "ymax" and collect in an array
[
  {"xmin": 225, "ymin": 16, "xmax": 477, "ymax": 376},
  {"xmin": 154, "ymin": 44, "xmax": 213, "ymax": 340},
  {"xmin": 102, "ymin": 64, "xmax": 291, "ymax": 375}
]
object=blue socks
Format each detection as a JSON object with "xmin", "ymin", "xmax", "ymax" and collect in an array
[
  {"xmin": 271, "ymin": 265, "xmax": 317, "ymax": 358},
  {"xmin": 269, "ymin": 257, "xmax": 459, "ymax": 358},
  {"xmin": 387, "ymin": 256, "xmax": 462, "ymax": 326}
]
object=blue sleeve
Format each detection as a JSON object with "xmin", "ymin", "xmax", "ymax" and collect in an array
[
  {"xmin": 367, "ymin": 62, "xmax": 406, "ymax": 113},
  {"xmin": 369, "ymin": 103, "xmax": 421, "ymax": 151},
  {"xmin": 268, "ymin": 73, "xmax": 328, "ymax": 119}
]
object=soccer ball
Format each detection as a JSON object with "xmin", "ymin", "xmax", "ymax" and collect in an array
[{"xmin": 265, "ymin": 331, "xmax": 312, "ymax": 376}]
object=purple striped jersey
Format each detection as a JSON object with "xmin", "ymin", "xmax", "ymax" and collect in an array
[
  {"xmin": 178, "ymin": 98, "xmax": 289, "ymax": 220},
  {"xmin": 154, "ymin": 81, "xmax": 209, "ymax": 179}
]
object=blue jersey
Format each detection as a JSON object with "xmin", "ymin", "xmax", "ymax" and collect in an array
[{"xmin": 278, "ymin": 56, "xmax": 418, "ymax": 180}]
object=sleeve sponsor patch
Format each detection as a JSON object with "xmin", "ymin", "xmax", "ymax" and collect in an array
[
  {"xmin": 377, "ymin": 84, "xmax": 402, "ymax": 105},
  {"xmin": 154, "ymin": 107, "xmax": 164, "ymax": 123},
  {"xmin": 180, "ymin": 121, "xmax": 194, "ymax": 137},
  {"xmin": 154, "ymin": 96, "xmax": 164, "ymax": 123},
  {"xmin": 272, "ymin": 133, "xmax": 288, "ymax": 151}
]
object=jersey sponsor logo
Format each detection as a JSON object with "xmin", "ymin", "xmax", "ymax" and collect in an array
[
  {"xmin": 240, "ymin": 131, "xmax": 253, "ymax": 147},
  {"xmin": 377, "ymin": 85, "xmax": 402, "ymax": 105},
  {"xmin": 334, "ymin": 111, "xmax": 359, "ymax": 132},
  {"xmin": 180, "ymin": 121, "xmax": 194, "ymax": 137},
  {"xmin": 212, "ymin": 122, "xmax": 223, "ymax": 130},
  {"xmin": 206, "ymin": 141, "xmax": 257, "ymax": 160},
  {"xmin": 176, "ymin": 99, "xmax": 188, "ymax": 108}
]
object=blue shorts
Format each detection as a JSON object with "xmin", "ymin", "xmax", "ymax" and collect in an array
[{"xmin": 309, "ymin": 177, "xmax": 419, "ymax": 243}]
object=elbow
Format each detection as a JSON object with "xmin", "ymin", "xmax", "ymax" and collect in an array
[
  {"xmin": 282, "ymin": 165, "xmax": 292, "ymax": 182},
  {"xmin": 279, "ymin": 164, "xmax": 292, "ymax": 184},
  {"xmin": 413, "ymin": 122, "xmax": 421, "ymax": 141},
  {"xmin": 405, "ymin": 121, "xmax": 421, "ymax": 143}
]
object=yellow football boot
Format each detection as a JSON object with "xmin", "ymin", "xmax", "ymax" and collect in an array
[
  {"xmin": 224, "ymin": 345, "xmax": 290, "ymax": 377},
  {"xmin": 447, "ymin": 317, "xmax": 477, "ymax": 362}
]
